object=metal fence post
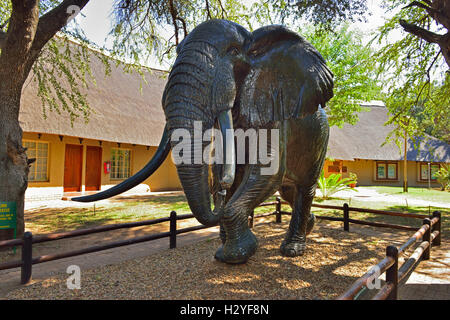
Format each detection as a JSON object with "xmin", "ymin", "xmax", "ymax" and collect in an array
[
  {"xmin": 276, "ymin": 197, "xmax": 282, "ymax": 223},
  {"xmin": 432, "ymin": 211, "xmax": 441, "ymax": 246},
  {"xmin": 248, "ymin": 210, "xmax": 254, "ymax": 229},
  {"xmin": 423, "ymin": 218, "xmax": 431, "ymax": 260},
  {"xmin": 343, "ymin": 203, "xmax": 349, "ymax": 232},
  {"xmin": 170, "ymin": 211, "xmax": 177, "ymax": 249},
  {"xmin": 21, "ymin": 232, "xmax": 33, "ymax": 284},
  {"xmin": 385, "ymin": 245, "xmax": 398, "ymax": 300}
]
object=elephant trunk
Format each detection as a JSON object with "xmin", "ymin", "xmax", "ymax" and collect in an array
[
  {"xmin": 177, "ymin": 163, "xmax": 226, "ymax": 226},
  {"xmin": 167, "ymin": 112, "xmax": 234, "ymax": 226},
  {"xmin": 164, "ymin": 62, "xmax": 236, "ymax": 226}
]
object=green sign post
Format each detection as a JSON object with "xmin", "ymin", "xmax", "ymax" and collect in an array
[{"xmin": 0, "ymin": 202, "xmax": 17, "ymax": 252}]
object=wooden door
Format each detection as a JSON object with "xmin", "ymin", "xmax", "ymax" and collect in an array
[
  {"xmin": 85, "ymin": 146, "xmax": 102, "ymax": 191},
  {"xmin": 64, "ymin": 144, "xmax": 83, "ymax": 192}
]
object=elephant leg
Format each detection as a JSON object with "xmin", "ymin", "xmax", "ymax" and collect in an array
[
  {"xmin": 216, "ymin": 164, "xmax": 247, "ymax": 246},
  {"xmin": 215, "ymin": 164, "xmax": 284, "ymax": 264},
  {"xmin": 219, "ymin": 221, "xmax": 227, "ymax": 244},
  {"xmin": 280, "ymin": 184, "xmax": 316, "ymax": 257}
]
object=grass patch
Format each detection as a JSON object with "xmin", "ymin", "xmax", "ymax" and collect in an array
[
  {"xmin": 363, "ymin": 186, "xmax": 450, "ymax": 203},
  {"xmin": 25, "ymin": 193, "xmax": 193, "ymax": 234},
  {"xmin": 310, "ymin": 197, "xmax": 448, "ymax": 238}
]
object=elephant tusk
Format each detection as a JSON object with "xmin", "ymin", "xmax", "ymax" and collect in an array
[
  {"xmin": 218, "ymin": 110, "xmax": 236, "ymax": 190},
  {"xmin": 72, "ymin": 124, "xmax": 171, "ymax": 202}
]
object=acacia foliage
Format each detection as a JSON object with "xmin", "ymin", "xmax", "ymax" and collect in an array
[
  {"xmin": 302, "ymin": 24, "xmax": 382, "ymax": 127},
  {"xmin": 372, "ymin": 0, "xmax": 450, "ymax": 145},
  {"xmin": 1, "ymin": 0, "xmax": 369, "ymax": 124}
]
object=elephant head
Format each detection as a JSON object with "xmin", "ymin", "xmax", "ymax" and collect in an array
[
  {"xmin": 239, "ymin": 25, "xmax": 333, "ymax": 127},
  {"xmin": 73, "ymin": 20, "xmax": 252, "ymax": 226}
]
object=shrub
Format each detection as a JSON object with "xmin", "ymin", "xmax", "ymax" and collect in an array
[
  {"xmin": 434, "ymin": 166, "xmax": 450, "ymax": 191},
  {"xmin": 317, "ymin": 171, "xmax": 357, "ymax": 199},
  {"xmin": 349, "ymin": 172, "xmax": 358, "ymax": 183}
]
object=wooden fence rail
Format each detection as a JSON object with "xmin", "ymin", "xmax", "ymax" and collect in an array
[
  {"xmin": 0, "ymin": 197, "xmax": 440, "ymax": 290},
  {"xmin": 338, "ymin": 211, "xmax": 441, "ymax": 300}
]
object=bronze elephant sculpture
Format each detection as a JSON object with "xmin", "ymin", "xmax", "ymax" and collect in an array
[{"xmin": 74, "ymin": 20, "xmax": 333, "ymax": 264}]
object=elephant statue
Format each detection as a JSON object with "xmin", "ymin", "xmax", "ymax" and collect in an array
[{"xmin": 74, "ymin": 20, "xmax": 333, "ymax": 264}]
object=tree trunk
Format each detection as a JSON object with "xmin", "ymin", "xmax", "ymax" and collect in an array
[
  {"xmin": 0, "ymin": 1, "xmax": 40, "ymax": 242},
  {"xmin": 0, "ymin": 0, "xmax": 91, "ymax": 242},
  {"xmin": 0, "ymin": 85, "xmax": 29, "ymax": 241}
]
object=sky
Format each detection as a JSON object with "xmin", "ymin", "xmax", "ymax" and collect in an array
[{"xmin": 73, "ymin": 0, "xmax": 400, "ymax": 70}]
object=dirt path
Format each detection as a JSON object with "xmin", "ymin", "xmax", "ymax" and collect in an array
[
  {"xmin": 4, "ymin": 221, "xmax": 391, "ymax": 300},
  {"xmin": 0, "ymin": 215, "xmax": 209, "ymax": 298},
  {"xmin": 2, "ymin": 190, "xmax": 447, "ymax": 299}
]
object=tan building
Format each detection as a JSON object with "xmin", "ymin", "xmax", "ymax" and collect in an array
[
  {"xmin": 20, "ymin": 57, "xmax": 181, "ymax": 201},
  {"xmin": 20, "ymin": 53, "xmax": 449, "ymax": 201},
  {"xmin": 325, "ymin": 102, "xmax": 450, "ymax": 187}
]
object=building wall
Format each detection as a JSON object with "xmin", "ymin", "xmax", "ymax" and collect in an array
[
  {"xmin": 324, "ymin": 159, "xmax": 445, "ymax": 188},
  {"xmin": 23, "ymin": 132, "xmax": 182, "ymax": 200}
]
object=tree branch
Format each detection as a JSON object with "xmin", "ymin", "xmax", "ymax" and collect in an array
[
  {"xmin": 403, "ymin": 1, "xmax": 436, "ymax": 14},
  {"xmin": 0, "ymin": 0, "xmax": 39, "ymax": 86},
  {"xmin": 403, "ymin": 0, "xmax": 450, "ymax": 31},
  {"xmin": 30, "ymin": 0, "xmax": 90, "ymax": 57},
  {"xmin": 399, "ymin": 19, "xmax": 443, "ymax": 43},
  {"xmin": 168, "ymin": 0, "xmax": 179, "ymax": 45},
  {"xmin": 218, "ymin": 0, "xmax": 227, "ymax": 19},
  {"xmin": 205, "ymin": 0, "xmax": 212, "ymax": 19},
  {"xmin": 176, "ymin": 17, "xmax": 187, "ymax": 37}
]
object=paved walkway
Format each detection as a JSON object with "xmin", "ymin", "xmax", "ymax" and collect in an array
[
  {"xmin": 317, "ymin": 188, "xmax": 450, "ymax": 209},
  {"xmin": 398, "ymin": 242, "xmax": 450, "ymax": 300},
  {"xmin": 1, "ymin": 220, "xmax": 448, "ymax": 300},
  {"xmin": 338, "ymin": 224, "xmax": 450, "ymax": 300}
]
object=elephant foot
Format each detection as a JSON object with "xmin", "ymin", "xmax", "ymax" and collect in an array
[
  {"xmin": 280, "ymin": 239, "xmax": 306, "ymax": 257},
  {"xmin": 280, "ymin": 214, "xmax": 315, "ymax": 257},
  {"xmin": 214, "ymin": 229, "xmax": 258, "ymax": 264}
]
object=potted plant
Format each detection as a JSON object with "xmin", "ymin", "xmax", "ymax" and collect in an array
[
  {"xmin": 348, "ymin": 172, "xmax": 358, "ymax": 188},
  {"xmin": 317, "ymin": 171, "xmax": 358, "ymax": 200}
]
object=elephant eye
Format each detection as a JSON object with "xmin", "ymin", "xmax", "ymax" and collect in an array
[
  {"xmin": 228, "ymin": 46, "xmax": 240, "ymax": 56},
  {"xmin": 248, "ymin": 48, "xmax": 260, "ymax": 57}
]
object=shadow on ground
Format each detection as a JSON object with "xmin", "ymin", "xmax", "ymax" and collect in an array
[{"xmin": 5, "ymin": 222, "xmax": 389, "ymax": 300}]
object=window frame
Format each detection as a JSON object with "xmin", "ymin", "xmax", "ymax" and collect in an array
[
  {"xmin": 110, "ymin": 148, "xmax": 132, "ymax": 180},
  {"xmin": 375, "ymin": 161, "xmax": 398, "ymax": 181},
  {"xmin": 23, "ymin": 139, "xmax": 50, "ymax": 182},
  {"xmin": 419, "ymin": 162, "xmax": 440, "ymax": 181}
]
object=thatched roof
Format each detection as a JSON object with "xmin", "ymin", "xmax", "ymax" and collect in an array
[
  {"xmin": 19, "ymin": 51, "xmax": 450, "ymax": 162},
  {"xmin": 327, "ymin": 103, "xmax": 450, "ymax": 163},
  {"xmin": 20, "ymin": 54, "xmax": 168, "ymax": 146}
]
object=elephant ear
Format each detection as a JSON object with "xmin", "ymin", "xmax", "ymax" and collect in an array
[{"xmin": 239, "ymin": 25, "xmax": 333, "ymax": 127}]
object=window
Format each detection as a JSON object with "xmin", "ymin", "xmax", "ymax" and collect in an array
[
  {"xmin": 328, "ymin": 165, "xmax": 340, "ymax": 173},
  {"xmin": 23, "ymin": 140, "xmax": 49, "ymax": 182},
  {"xmin": 110, "ymin": 148, "xmax": 131, "ymax": 179},
  {"xmin": 376, "ymin": 161, "xmax": 398, "ymax": 180},
  {"xmin": 419, "ymin": 163, "xmax": 440, "ymax": 181}
]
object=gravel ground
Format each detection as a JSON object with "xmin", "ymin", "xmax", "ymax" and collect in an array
[{"xmin": 6, "ymin": 222, "xmax": 389, "ymax": 300}]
